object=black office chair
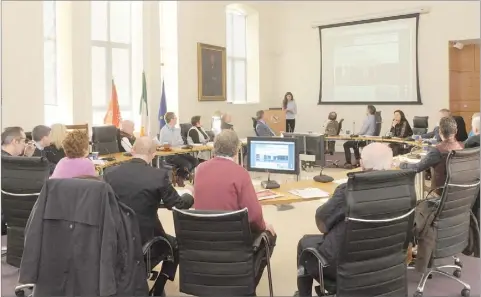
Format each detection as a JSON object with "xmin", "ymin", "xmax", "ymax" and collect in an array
[
  {"xmin": 412, "ymin": 116, "xmax": 429, "ymax": 135},
  {"xmin": 25, "ymin": 132, "xmax": 33, "ymax": 141},
  {"xmin": 299, "ymin": 170, "xmax": 417, "ymax": 297},
  {"xmin": 14, "ymin": 178, "xmax": 172, "ymax": 297},
  {"xmin": 252, "ymin": 117, "xmax": 259, "ymax": 136},
  {"xmin": 413, "ymin": 148, "xmax": 480, "ymax": 297},
  {"xmin": 92, "ymin": 125, "xmax": 120, "ymax": 155},
  {"xmin": 180, "ymin": 123, "xmax": 192, "ymax": 145},
  {"xmin": 325, "ymin": 119, "xmax": 344, "ymax": 168},
  {"xmin": 172, "ymin": 208, "xmax": 274, "ymax": 297},
  {"xmin": 1, "ymin": 156, "xmax": 49, "ymax": 268},
  {"xmin": 374, "ymin": 111, "xmax": 382, "ymax": 136},
  {"xmin": 453, "ymin": 116, "xmax": 468, "ymax": 142}
]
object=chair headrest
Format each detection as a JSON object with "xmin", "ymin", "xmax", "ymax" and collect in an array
[
  {"xmin": 92, "ymin": 125, "xmax": 118, "ymax": 142},
  {"xmin": 413, "ymin": 116, "xmax": 429, "ymax": 128},
  {"xmin": 1, "ymin": 156, "xmax": 48, "ymax": 167}
]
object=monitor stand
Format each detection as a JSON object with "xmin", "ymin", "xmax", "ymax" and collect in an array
[
  {"xmin": 261, "ymin": 172, "xmax": 280, "ymax": 189},
  {"xmin": 313, "ymin": 168, "xmax": 333, "ymax": 183}
]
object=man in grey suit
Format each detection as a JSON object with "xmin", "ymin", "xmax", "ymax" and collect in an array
[{"xmin": 255, "ymin": 110, "xmax": 275, "ymax": 137}]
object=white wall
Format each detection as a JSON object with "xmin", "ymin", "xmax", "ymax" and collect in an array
[
  {"xmin": 273, "ymin": 1, "xmax": 480, "ymax": 134},
  {"xmin": 1, "ymin": 1, "xmax": 44, "ymax": 131},
  {"xmin": 176, "ymin": 1, "xmax": 280, "ymax": 138}
]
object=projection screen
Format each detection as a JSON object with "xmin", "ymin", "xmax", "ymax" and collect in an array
[{"xmin": 318, "ymin": 14, "xmax": 421, "ymax": 105}]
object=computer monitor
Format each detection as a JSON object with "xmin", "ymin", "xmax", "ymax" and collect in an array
[
  {"xmin": 282, "ymin": 133, "xmax": 326, "ymax": 168},
  {"xmin": 247, "ymin": 137, "xmax": 299, "ymax": 175}
]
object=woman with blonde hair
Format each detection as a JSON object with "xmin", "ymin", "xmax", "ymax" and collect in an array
[{"xmin": 44, "ymin": 123, "xmax": 67, "ymax": 164}]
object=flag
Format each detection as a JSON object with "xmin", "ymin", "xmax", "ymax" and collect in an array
[
  {"xmin": 158, "ymin": 80, "xmax": 167, "ymax": 131},
  {"xmin": 139, "ymin": 72, "xmax": 149, "ymax": 136},
  {"xmin": 104, "ymin": 79, "xmax": 122, "ymax": 127}
]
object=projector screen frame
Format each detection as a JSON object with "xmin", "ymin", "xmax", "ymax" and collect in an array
[{"xmin": 317, "ymin": 13, "xmax": 422, "ymax": 106}]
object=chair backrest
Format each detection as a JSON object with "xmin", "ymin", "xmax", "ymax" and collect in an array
[
  {"xmin": 180, "ymin": 123, "xmax": 192, "ymax": 144},
  {"xmin": 92, "ymin": 125, "xmax": 120, "ymax": 155},
  {"xmin": 337, "ymin": 170, "xmax": 417, "ymax": 297},
  {"xmin": 25, "ymin": 132, "xmax": 33, "ymax": 141},
  {"xmin": 172, "ymin": 208, "xmax": 256, "ymax": 296},
  {"xmin": 413, "ymin": 116, "xmax": 428, "ymax": 129},
  {"xmin": 251, "ymin": 117, "xmax": 259, "ymax": 136},
  {"xmin": 1, "ymin": 156, "xmax": 49, "ymax": 227},
  {"xmin": 337, "ymin": 119, "xmax": 344, "ymax": 135},
  {"xmin": 432, "ymin": 147, "xmax": 480, "ymax": 259},
  {"xmin": 66, "ymin": 123, "xmax": 89, "ymax": 134},
  {"xmin": 374, "ymin": 111, "xmax": 382, "ymax": 136}
]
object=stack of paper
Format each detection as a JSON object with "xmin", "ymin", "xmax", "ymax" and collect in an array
[
  {"xmin": 176, "ymin": 188, "xmax": 193, "ymax": 196},
  {"xmin": 256, "ymin": 190, "xmax": 283, "ymax": 201},
  {"xmin": 91, "ymin": 159, "xmax": 106, "ymax": 165},
  {"xmin": 289, "ymin": 188, "xmax": 330, "ymax": 199},
  {"xmin": 333, "ymin": 178, "xmax": 348, "ymax": 184}
]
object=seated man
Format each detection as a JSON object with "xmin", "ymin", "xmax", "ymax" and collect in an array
[
  {"xmin": 194, "ymin": 129, "xmax": 276, "ymax": 290},
  {"xmin": 32, "ymin": 125, "xmax": 56, "ymax": 174},
  {"xmin": 221, "ymin": 113, "xmax": 234, "ymax": 130},
  {"xmin": 296, "ymin": 143, "xmax": 393, "ymax": 296},
  {"xmin": 255, "ymin": 110, "xmax": 276, "ymax": 137},
  {"xmin": 400, "ymin": 117, "xmax": 464, "ymax": 194},
  {"xmin": 324, "ymin": 112, "xmax": 339, "ymax": 154},
  {"xmin": 118, "ymin": 120, "xmax": 136, "ymax": 153},
  {"xmin": 421, "ymin": 108, "xmax": 451, "ymax": 141},
  {"xmin": 103, "ymin": 137, "xmax": 194, "ymax": 296},
  {"xmin": 159, "ymin": 112, "xmax": 199, "ymax": 186},
  {"xmin": 1, "ymin": 126, "xmax": 35, "ymax": 157},
  {"xmin": 465, "ymin": 113, "xmax": 480, "ymax": 148},
  {"xmin": 343, "ymin": 105, "xmax": 377, "ymax": 169},
  {"xmin": 467, "ymin": 112, "xmax": 480, "ymax": 138}
]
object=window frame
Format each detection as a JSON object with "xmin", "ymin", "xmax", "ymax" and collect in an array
[
  {"xmin": 43, "ymin": 0, "xmax": 58, "ymax": 107},
  {"xmin": 91, "ymin": 1, "xmax": 133, "ymax": 124},
  {"xmin": 226, "ymin": 9, "xmax": 247, "ymax": 104}
]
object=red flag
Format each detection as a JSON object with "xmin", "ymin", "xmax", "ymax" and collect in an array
[{"xmin": 104, "ymin": 79, "xmax": 122, "ymax": 127}]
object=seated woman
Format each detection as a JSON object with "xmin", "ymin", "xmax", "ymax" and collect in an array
[
  {"xmin": 51, "ymin": 130, "xmax": 97, "ymax": 179},
  {"xmin": 44, "ymin": 123, "xmax": 67, "ymax": 164},
  {"xmin": 389, "ymin": 110, "xmax": 413, "ymax": 156},
  {"xmin": 324, "ymin": 112, "xmax": 339, "ymax": 154},
  {"xmin": 187, "ymin": 116, "xmax": 210, "ymax": 162}
]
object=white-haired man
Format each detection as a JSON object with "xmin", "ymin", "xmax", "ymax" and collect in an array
[
  {"xmin": 295, "ymin": 142, "xmax": 393, "ymax": 296},
  {"xmin": 465, "ymin": 112, "xmax": 480, "ymax": 148},
  {"xmin": 118, "ymin": 120, "xmax": 136, "ymax": 152}
]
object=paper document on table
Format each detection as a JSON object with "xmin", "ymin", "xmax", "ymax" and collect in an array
[
  {"xmin": 289, "ymin": 188, "xmax": 330, "ymax": 199},
  {"xmin": 91, "ymin": 160, "xmax": 106, "ymax": 165},
  {"xmin": 333, "ymin": 178, "xmax": 348, "ymax": 184},
  {"xmin": 256, "ymin": 190, "xmax": 283, "ymax": 200}
]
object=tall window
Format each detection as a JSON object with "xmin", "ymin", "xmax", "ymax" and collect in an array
[
  {"xmin": 43, "ymin": 1, "xmax": 58, "ymax": 125},
  {"xmin": 91, "ymin": 1, "xmax": 142, "ymax": 126},
  {"xmin": 226, "ymin": 8, "xmax": 247, "ymax": 103}
]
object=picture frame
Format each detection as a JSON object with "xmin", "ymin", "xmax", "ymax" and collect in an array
[{"xmin": 197, "ymin": 43, "xmax": 227, "ymax": 101}]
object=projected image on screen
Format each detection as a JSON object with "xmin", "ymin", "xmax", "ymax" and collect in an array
[
  {"xmin": 319, "ymin": 16, "xmax": 419, "ymax": 104},
  {"xmin": 249, "ymin": 141, "xmax": 296, "ymax": 171}
]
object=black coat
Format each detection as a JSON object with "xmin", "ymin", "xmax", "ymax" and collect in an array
[
  {"xmin": 103, "ymin": 158, "xmax": 194, "ymax": 245},
  {"xmin": 32, "ymin": 147, "xmax": 57, "ymax": 174},
  {"xmin": 43, "ymin": 144, "xmax": 66, "ymax": 164},
  {"xmin": 19, "ymin": 178, "xmax": 149, "ymax": 296}
]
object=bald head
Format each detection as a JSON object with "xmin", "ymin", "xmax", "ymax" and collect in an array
[
  {"xmin": 132, "ymin": 137, "xmax": 157, "ymax": 162},
  {"xmin": 360, "ymin": 143, "xmax": 393, "ymax": 171},
  {"xmin": 121, "ymin": 120, "xmax": 135, "ymax": 135},
  {"xmin": 221, "ymin": 113, "xmax": 232, "ymax": 123}
]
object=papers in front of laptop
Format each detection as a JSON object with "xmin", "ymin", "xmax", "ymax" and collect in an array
[
  {"xmin": 256, "ymin": 189, "xmax": 283, "ymax": 200},
  {"xmin": 333, "ymin": 178, "xmax": 348, "ymax": 184},
  {"xmin": 91, "ymin": 159, "xmax": 106, "ymax": 165},
  {"xmin": 289, "ymin": 188, "xmax": 330, "ymax": 199}
]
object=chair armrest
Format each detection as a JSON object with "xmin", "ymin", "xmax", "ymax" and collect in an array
[
  {"xmin": 252, "ymin": 231, "xmax": 270, "ymax": 252},
  {"xmin": 142, "ymin": 236, "xmax": 174, "ymax": 261},
  {"xmin": 424, "ymin": 186, "xmax": 444, "ymax": 200},
  {"xmin": 299, "ymin": 247, "xmax": 330, "ymax": 268}
]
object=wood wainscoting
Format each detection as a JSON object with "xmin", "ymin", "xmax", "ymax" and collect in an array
[{"xmin": 449, "ymin": 42, "xmax": 480, "ymax": 133}]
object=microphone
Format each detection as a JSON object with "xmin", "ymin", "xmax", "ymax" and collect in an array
[{"xmin": 313, "ymin": 167, "xmax": 333, "ymax": 183}]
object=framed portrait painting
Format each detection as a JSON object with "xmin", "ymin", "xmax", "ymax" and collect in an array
[{"xmin": 197, "ymin": 43, "xmax": 227, "ymax": 101}]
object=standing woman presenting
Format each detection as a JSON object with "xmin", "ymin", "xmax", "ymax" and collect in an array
[{"xmin": 283, "ymin": 92, "xmax": 297, "ymax": 132}]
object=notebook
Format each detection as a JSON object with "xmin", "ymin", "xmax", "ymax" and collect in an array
[
  {"xmin": 289, "ymin": 188, "xmax": 330, "ymax": 199},
  {"xmin": 256, "ymin": 190, "xmax": 283, "ymax": 200}
]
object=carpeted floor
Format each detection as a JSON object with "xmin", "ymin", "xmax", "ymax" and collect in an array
[{"xmin": 2, "ymin": 162, "xmax": 479, "ymax": 297}]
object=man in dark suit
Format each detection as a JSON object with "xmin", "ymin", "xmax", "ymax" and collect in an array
[
  {"xmin": 421, "ymin": 108, "xmax": 451, "ymax": 141},
  {"xmin": 202, "ymin": 51, "xmax": 223, "ymax": 97},
  {"xmin": 103, "ymin": 137, "xmax": 194, "ymax": 296},
  {"xmin": 32, "ymin": 125, "xmax": 56, "ymax": 174},
  {"xmin": 465, "ymin": 113, "xmax": 480, "ymax": 149}
]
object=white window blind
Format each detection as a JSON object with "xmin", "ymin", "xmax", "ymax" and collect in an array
[{"xmin": 226, "ymin": 10, "xmax": 247, "ymax": 103}]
